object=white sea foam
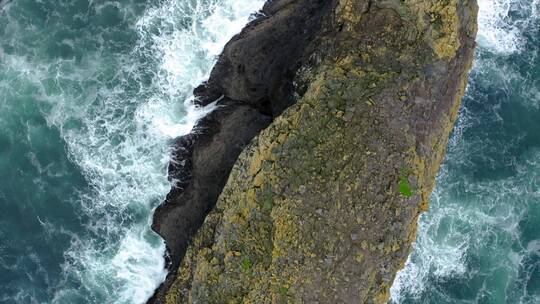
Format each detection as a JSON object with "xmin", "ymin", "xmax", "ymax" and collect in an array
[
  {"xmin": 136, "ymin": 0, "xmax": 263, "ymax": 97},
  {"xmin": 477, "ymin": 0, "xmax": 539, "ymax": 54},
  {"xmin": 1, "ymin": 0, "xmax": 264, "ymax": 303},
  {"xmin": 391, "ymin": 158, "xmax": 536, "ymax": 302},
  {"xmin": 56, "ymin": 1, "xmax": 264, "ymax": 303}
]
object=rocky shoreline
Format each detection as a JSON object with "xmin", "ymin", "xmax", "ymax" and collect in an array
[{"xmin": 149, "ymin": 0, "xmax": 478, "ymax": 303}]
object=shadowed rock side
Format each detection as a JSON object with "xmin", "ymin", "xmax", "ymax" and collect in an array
[{"xmin": 151, "ymin": 0, "xmax": 478, "ymax": 303}]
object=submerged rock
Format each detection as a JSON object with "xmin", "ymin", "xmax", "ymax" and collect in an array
[{"xmin": 150, "ymin": 0, "xmax": 478, "ymax": 303}]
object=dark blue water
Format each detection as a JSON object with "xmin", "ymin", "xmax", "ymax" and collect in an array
[
  {"xmin": 392, "ymin": 1, "xmax": 540, "ymax": 303},
  {"xmin": 0, "ymin": 0, "xmax": 262, "ymax": 303}
]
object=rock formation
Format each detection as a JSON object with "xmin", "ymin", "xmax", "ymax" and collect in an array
[{"xmin": 150, "ymin": 0, "xmax": 478, "ymax": 303}]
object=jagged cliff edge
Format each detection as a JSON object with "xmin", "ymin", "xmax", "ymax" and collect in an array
[{"xmin": 149, "ymin": 0, "xmax": 478, "ymax": 303}]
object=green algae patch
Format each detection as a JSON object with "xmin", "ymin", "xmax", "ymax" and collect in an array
[
  {"xmin": 241, "ymin": 258, "xmax": 253, "ymax": 271},
  {"xmin": 277, "ymin": 286, "xmax": 289, "ymax": 296},
  {"xmin": 399, "ymin": 175, "xmax": 414, "ymax": 198}
]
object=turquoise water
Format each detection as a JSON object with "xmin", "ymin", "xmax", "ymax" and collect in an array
[
  {"xmin": 391, "ymin": 0, "xmax": 540, "ymax": 303},
  {"xmin": 0, "ymin": 0, "xmax": 262, "ymax": 303},
  {"xmin": 0, "ymin": 0, "xmax": 538, "ymax": 304}
]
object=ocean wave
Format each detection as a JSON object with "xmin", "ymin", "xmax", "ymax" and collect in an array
[
  {"xmin": 51, "ymin": 1, "xmax": 265, "ymax": 302},
  {"xmin": 477, "ymin": 0, "xmax": 539, "ymax": 54},
  {"xmin": 0, "ymin": 0, "xmax": 264, "ymax": 303}
]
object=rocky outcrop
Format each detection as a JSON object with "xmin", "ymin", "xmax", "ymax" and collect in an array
[{"xmin": 150, "ymin": 0, "xmax": 478, "ymax": 303}]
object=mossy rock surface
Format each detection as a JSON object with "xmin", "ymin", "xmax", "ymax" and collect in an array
[{"xmin": 154, "ymin": 0, "xmax": 478, "ymax": 303}]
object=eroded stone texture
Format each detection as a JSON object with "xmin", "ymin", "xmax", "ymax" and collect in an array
[{"xmin": 152, "ymin": 0, "xmax": 478, "ymax": 303}]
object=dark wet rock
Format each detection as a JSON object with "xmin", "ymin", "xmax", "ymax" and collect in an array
[{"xmin": 153, "ymin": 101, "xmax": 272, "ymax": 264}]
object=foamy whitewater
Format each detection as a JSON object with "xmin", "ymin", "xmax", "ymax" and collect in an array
[
  {"xmin": 0, "ymin": 0, "xmax": 263, "ymax": 303},
  {"xmin": 391, "ymin": 0, "xmax": 540, "ymax": 303}
]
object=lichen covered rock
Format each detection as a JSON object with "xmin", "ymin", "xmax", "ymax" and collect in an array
[{"xmin": 154, "ymin": 0, "xmax": 478, "ymax": 303}]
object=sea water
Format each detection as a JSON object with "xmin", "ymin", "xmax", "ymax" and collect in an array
[
  {"xmin": 0, "ymin": 0, "xmax": 263, "ymax": 303},
  {"xmin": 391, "ymin": 0, "xmax": 540, "ymax": 303}
]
